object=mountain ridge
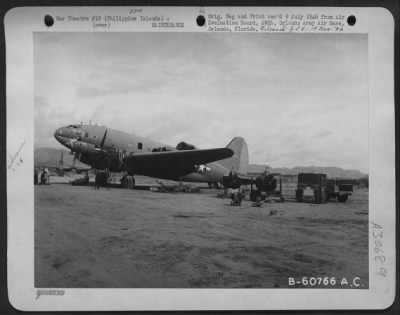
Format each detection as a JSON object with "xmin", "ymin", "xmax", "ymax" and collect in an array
[
  {"xmin": 34, "ymin": 147, "xmax": 89, "ymax": 169},
  {"xmin": 248, "ymin": 164, "xmax": 367, "ymax": 179}
]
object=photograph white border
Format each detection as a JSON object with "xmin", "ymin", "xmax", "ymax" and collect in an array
[{"xmin": 5, "ymin": 6, "xmax": 395, "ymax": 311}]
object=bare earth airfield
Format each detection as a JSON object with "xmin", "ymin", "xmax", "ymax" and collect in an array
[{"xmin": 35, "ymin": 175, "xmax": 369, "ymax": 289}]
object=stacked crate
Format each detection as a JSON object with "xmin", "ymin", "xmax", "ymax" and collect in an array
[
  {"xmin": 279, "ymin": 174, "xmax": 298, "ymax": 200},
  {"xmin": 296, "ymin": 173, "xmax": 327, "ymax": 204}
]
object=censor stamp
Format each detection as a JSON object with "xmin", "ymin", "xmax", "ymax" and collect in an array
[{"xmin": 5, "ymin": 5, "xmax": 396, "ymax": 312}]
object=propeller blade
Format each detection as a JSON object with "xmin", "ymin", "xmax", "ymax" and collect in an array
[
  {"xmin": 72, "ymin": 153, "xmax": 81, "ymax": 169},
  {"xmin": 100, "ymin": 129, "xmax": 108, "ymax": 149},
  {"xmin": 67, "ymin": 138, "xmax": 77, "ymax": 150}
]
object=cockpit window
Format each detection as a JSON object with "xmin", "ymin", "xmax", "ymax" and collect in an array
[{"xmin": 67, "ymin": 124, "xmax": 80, "ymax": 128}]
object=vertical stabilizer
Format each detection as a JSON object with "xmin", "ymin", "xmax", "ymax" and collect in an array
[{"xmin": 218, "ymin": 137, "xmax": 249, "ymax": 175}]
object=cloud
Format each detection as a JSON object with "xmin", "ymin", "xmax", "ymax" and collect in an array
[
  {"xmin": 314, "ymin": 130, "xmax": 331, "ymax": 138},
  {"xmin": 76, "ymin": 77, "xmax": 166, "ymax": 99},
  {"xmin": 76, "ymin": 87, "xmax": 108, "ymax": 98},
  {"xmin": 34, "ymin": 95, "xmax": 71, "ymax": 147}
]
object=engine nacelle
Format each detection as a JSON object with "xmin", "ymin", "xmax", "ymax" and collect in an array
[
  {"xmin": 176, "ymin": 141, "xmax": 197, "ymax": 150},
  {"xmin": 71, "ymin": 141, "xmax": 99, "ymax": 154}
]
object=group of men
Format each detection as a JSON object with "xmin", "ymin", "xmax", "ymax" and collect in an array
[
  {"xmin": 94, "ymin": 169, "xmax": 112, "ymax": 189},
  {"xmin": 34, "ymin": 168, "xmax": 50, "ymax": 185}
]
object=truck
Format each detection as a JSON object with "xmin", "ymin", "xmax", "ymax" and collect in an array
[{"xmin": 326, "ymin": 179, "xmax": 353, "ymax": 202}]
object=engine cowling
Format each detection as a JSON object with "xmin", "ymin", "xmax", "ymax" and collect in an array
[
  {"xmin": 72, "ymin": 141, "xmax": 99, "ymax": 154},
  {"xmin": 176, "ymin": 141, "xmax": 196, "ymax": 150}
]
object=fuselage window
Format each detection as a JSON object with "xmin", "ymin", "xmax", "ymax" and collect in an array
[{"xmin": 138, "ymin": 142, "xmax": 143, "ymax": 150}]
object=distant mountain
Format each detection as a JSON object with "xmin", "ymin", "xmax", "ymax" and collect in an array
[
  {"xmin": 34, "ymin": 147, "xmax": 89, "ymax": 169},
  {"xmin": 248, "ymin": 164, "xmax": 367, "ymax": 179}
]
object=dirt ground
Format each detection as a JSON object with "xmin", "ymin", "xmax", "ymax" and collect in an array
[{"xmin": 35, "ymin": 177, "xmax": 369, "ymax": 288}]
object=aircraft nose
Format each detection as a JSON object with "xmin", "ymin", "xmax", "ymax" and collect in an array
[
  {"xmin": 54, "ymin": 128, "xmax": 63, "ymax": 142},
  {"xmin": 54, "ymin": 127, "xmax": 72, "ymax": 148}
]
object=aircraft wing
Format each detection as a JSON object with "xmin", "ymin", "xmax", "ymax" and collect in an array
[{"xmin": 125, "ymin": 148, "xmax": 233, "ymax": 179}]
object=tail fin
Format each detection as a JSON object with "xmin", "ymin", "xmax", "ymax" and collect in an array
[{"xmin": 218, "ymin": 137, "xmax": 249, "ymax": 175}]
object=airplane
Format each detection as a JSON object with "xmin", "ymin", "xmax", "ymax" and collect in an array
[{"xmin": 54, "ymin": 123, "xmax": 249, "ymax": 186}]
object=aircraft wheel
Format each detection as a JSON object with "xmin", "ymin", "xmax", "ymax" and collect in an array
[
  {"xmin": 121, "ymin": 175, "xmax": 135, "ymax": 189},
  {"xmin": 121, "ymin": 175, "xmax": 128, "ymax": 188},
  {"xmin": 213, "ymin": 182, "xmax": 221, "ymax": 189},
  {"xmin": 338, "ymin": 195, "xmax": 348, "ymax": 203}
]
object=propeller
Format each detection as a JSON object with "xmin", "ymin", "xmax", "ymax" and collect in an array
[
  {"xmin": 96, "ymin": 129, "xmax": 108, "ymax": 152},
  {"xmin": 72, "ymin": 152, "xmax": 81, "ymax": 169},
  {"xmin": 66, "ymin": 138, "xmax": 78, "ymax": 151},
  {"xmin": 100, "ymin": 129, "xmax": 108, "ymax": 148}
]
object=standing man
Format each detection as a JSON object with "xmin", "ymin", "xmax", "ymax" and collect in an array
[{"xmin": 34, "ymin": 169, "xmax": 38, "ymax": 185}]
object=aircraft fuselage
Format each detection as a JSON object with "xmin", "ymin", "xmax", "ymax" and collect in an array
[{"xmin": 54, "ymin": 124, "xmax": 233, "ymax": 183}]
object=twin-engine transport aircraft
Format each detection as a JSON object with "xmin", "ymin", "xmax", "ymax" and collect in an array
[{"xmin": 54, "ymin": 124, "xmax": 249, "ymax": 185}]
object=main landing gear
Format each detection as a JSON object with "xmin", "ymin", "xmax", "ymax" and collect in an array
[
  {"xmin": 208, "ymin": 182, "xmax": 222, "ymax": 189},
  {"xmin": 121, "ymin": 175, "xmax": 135, "ymax": 189}
]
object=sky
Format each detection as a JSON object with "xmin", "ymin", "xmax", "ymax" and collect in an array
[{"xmin": 34, "ymin": 32, "xmax": 368, "ymax": 172}]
